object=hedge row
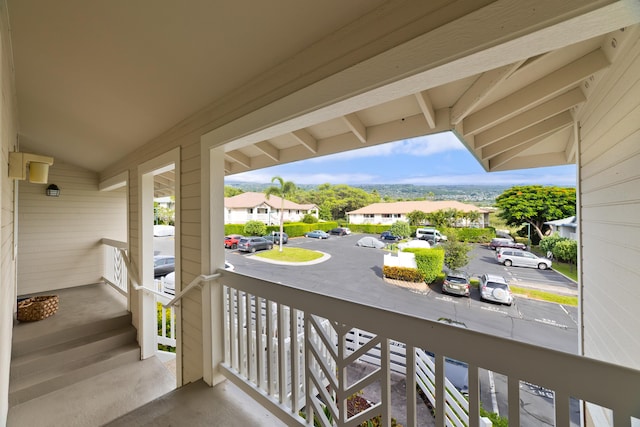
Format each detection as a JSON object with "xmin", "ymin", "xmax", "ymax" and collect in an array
[
  {"xmin": 440, "ymin": 227, "xmax": 496, "ymax": 243},
  {"xmin": 402, "ymin": 247, "xmax": 445, "ymax": 284},
  {"xmin": 382, "ymin": 265, "xmax": 424, "ymax": 282},
  {"xmin": 224, "ymin": 222, "xmax": 339, "ymax": 237}
]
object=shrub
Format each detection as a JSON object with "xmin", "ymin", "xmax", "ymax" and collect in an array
[
  {"xmin": 552, "ymin": 239, "xmax": 577, "ymax": 264},
  {"xmin": 442, "ymin": 240, "xmax": 472, "ymax": 271},
  {"xmin": 453, "ymin": 227, "xmax": 496, "ymax": 243},
  {"xmin": 389, "ymin": 221, "xmax": 411, "ymax": 238},
  {"xmin": 539, "ymin": 233, "xmax": 567, "ymax": 254},
  {"xmin": 157, "ymin": 302, "xmax": 175, "ymax": 353},
  {"xmin": 403, "ymin": 248, "xmax": 444, "ymax": 283},
  {"xmin": 302, "ymin": 214, "xmax": 318, "ymax": 224},
  {"xmin": 382, "ymin": 265, "xmax": 424, "ymax": 282},
  {"xmin": 224, "ymin": 224, "xmax": 245, "ymax": 235},
  {"xmin": 244, "ymin": 220, "xmax": 266, "ymax": 236}
]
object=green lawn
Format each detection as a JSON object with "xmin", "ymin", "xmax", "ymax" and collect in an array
[
  {"xmin": 552, "ymin": 261, "xmax": 578, "ymax": 282},
  {"xmin": 510, "ymin": 285, "xmax": 578, "ymax": 306},
  {"xmin": 254, "ymin": 247, "xmax": 324, "ymax": 262}
]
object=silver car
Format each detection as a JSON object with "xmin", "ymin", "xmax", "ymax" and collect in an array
[
  {"xmin": 479, "ymin": 274, "xmax": 513, "ymax": 306},
  {"xmin": 496, "ymin": 248, "xmax": 552, "ymax": 270}
]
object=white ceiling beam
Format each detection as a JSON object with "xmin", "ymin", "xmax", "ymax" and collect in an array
[
  {"xmin": 226, "ymin": 150, "xmax": 252, "ymax": 168},
  {"xmin": 463, "ymin": 48, "xmax": 609, "ymax": 135},
  {"xmin": 481, "ymin": 111, "xmax": 574, "ymax": 160},
  {"xmin": 488, "ymin": 134, "xmax": 552, "ymax": 169},
  {"xmin": 255, "ymin": 141, "xmax": 280, "ymax": 162},
  {"xmin": 475, "ymin": 88, "xmax": 586, "ymax": 148},
  {"xmin": 224, "ymin": 161, "xmax": 232, "ymax": 173},
  {"xmin": 342, "ymin": 113, "xmax": 367, "ymax": 143},
  {"xmin": 491, "ymin": 152, "xmax": 569, "ymax": 171},
  {"xmin": 566, "ymin": 120, "xmax": 579, "ymax": 163},
  {"xmin": 414, "ymin": 90, "xmax": 436, "ymax": 129},
  {"xmin": 451, "ymin": 60, "xmax": 524, "ymax": 125},
  {"xmin": 291, "ymin": 129, "xmax": 318, "ymax": 153}
]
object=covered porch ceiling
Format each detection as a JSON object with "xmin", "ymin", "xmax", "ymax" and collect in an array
[{"xmin": 7, "ymin": 1, "xmax": 640, "ymax": 182}]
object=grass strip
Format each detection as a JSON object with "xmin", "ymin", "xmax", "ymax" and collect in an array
[
  {"xmin": 255, "ymin": 247, "xmax": 324, "ymax": 262},
  {"xmin": 510, "ymin": 285, "xmax": 578, "ymax": 306}
]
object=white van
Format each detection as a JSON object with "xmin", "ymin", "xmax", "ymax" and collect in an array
[{"xmin": 415, "ymin": 228, "xmax": 448, "ymax": 242}]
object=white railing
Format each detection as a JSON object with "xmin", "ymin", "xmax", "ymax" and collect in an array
[
  {"xmin": 154, "ymin": 287, "xmax": 176, "ymax": 348},
  {"xmin": 101, "ymin": 238, "xmax": 129, "ymax": 295},
  {"xmin": 219, "ymin": 271, "xmax": 640, "ymax": 427}
]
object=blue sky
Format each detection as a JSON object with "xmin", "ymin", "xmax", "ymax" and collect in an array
[{"xmin": 227, "ymin": 132, "xmax": 576, "ymax": 186}]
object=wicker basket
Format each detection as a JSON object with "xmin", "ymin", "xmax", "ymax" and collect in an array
[{"xmin": 17, "ymin": 295, "xmax": 59, "ymax": 322}]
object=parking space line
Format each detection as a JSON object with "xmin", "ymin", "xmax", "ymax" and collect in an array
[{"xmin": 559, "ymin": 304, "xmax": 578, "ymax": 326}]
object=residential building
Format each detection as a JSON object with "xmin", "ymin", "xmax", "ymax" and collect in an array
[
  {"xmin": 2, "ymin": 2, "xmax": 640, "ymax": 426},
  {"xmin": 545, "ymin": 216, "xmax": 578, "ymax": 240},
  {"xmin": 224, "ymin": 192, "xmax": 318, "ymax": 225},
  {"xmin": 347, "ymin": 200, "xmax": 490, "ymax": 227}
]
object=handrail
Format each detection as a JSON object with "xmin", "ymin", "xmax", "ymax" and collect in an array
[
  {"xmin": 100, "ymin": 238, "xmax": 128, "ymax": 249},
  {"xmin": 117, "ymin": 248, "xmax": 221, "ymax": 308}
]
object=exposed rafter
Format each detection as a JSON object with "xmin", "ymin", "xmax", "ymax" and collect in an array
[
  {"xmin": 481, "ymin": 111, "xmax": 574, "ymax": 160},
  {"xmin": 255, "ymin": 141, "xmax": 280, "ymax": 162},
  {"xmin": 291, "ymin": 129, "xmax": 318, "ymax": 153},
  {"xmin": 490, "ymin": 152, "xmax": 570, "ymax": 171},
  {"xmin": 566, "ymin": 120, "xmax": 580, "ymax": 163},
  {"xmin": 224, "ymin": 161, "xmax": 232, "ymax": 173},
  {"xmin": 414, "ymin": 90, "xmax": 436, "ymax": 129},
  {"xmin": 475, "ymin": 88, "xmax": 586, "ymax": 148},
  {"xmin": 342, "ymin": 113, "xmax": 367, "ymax": 143},
  {"xmin": 463, "ymin": 49, "xmax": 609, "ymax": 135},
  {"xmin": 451, "ymin": 60, "xmax": 524, "ymax": 125},
  {"xmin": 226, "ymin": 150, "xmax": 251, "ymax": 168}
]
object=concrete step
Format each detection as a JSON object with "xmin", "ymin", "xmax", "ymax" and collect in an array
[
  {"xmin": 12, "ymin": 312, "xmax": 132, "ymax": 358},
  {"xmin": 10, "ymin": 325, "xmax": 137, "ymax": 380},
  {"xmin": 9, "ymin": 342, "xmax": 140, "ymax": 406}
]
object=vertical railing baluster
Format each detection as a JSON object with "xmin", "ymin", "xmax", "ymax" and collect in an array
[
  {"xmin": 381, "ymin": 338, "xmax": 391, "ymax": 427},
  {"xmin": 245, "ymin": 291, "xmax": 253, "ymax": 381},
  {"xmin": 435, "ymin": 353, "xmax": 445, "ymax": 427},
  {"xmin": 508, "ymin": 376, "xmax": 520, "ymax": 426},
  {"xmin": 222, "ymin": 286, "xmax": 229, "ymax": 363},
  {"xmin": 278, "ymin": 304, "xmax": 286, "ymax": 405},
  {"xmin": 230, "ymin": 289, "xmax": 238, "ymax": 369},
  {"xmin": 468, "ymin": 363, "xmax": 480, "ymax": 427},
  {"xmin": 304, "ymin": 315, "xmax": 314, "ymax": 425},
  {"xmin": 256, "ymin": 296, "xmax": 264, "ymax": 390},
  {"xmin": 266, "ymin": 300, "xmax": 274, "ymax": 397},
  {"xmin": 161, "ymin": 303, "xmax": 167, "ymax": 342},
  {"xmin": 290, "ymin": 307, "xmax": 300, "ymax": 413},
  {"xmin": 406, "ymin": 346, "xmax": 416, "ymax": 427},
  {"xmin": 238, "ymin": 290, "xmax": 247, "ymax": 376},
  {"xmin": 554, "ymin": 391, "xmax": 570, "ymax": 426}
]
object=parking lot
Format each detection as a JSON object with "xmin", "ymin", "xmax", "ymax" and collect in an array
[{"xmin": 227, "ymin": 233, "xmax": 579, "ymax": 354}]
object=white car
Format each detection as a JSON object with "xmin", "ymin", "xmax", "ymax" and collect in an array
[
  {"xmin": 479, "ymin": 274, "xmax": 513, "ymax": 306},
  {"xmin": 356, "ymin": 236, "xmax": 386, "ymax": 249},
  {"xmin": 163, "ymin": 261, "xmax": 234, "ymax": 295},
  {"xmin": 397, "ymin": 239, "xmax": 431, "ymax": 250},
  {"xmin": 496, "ymin": 249, "xmax": 552, "ymax": 270}
]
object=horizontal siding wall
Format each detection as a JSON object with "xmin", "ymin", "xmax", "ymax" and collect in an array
[
  {"xmin": 578, "ymin": 29, "xmax": 640, "ymax": 370},
  {"xmin": 17, "ymin": 160, "xmax": 126, "ymax": 295}
]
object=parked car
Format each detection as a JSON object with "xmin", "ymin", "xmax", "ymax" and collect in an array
[
  {"xmin": 380, "ymin": 233, "xmax": 400, "ymax": 242},
  {"xmin": 329, "ymin": 227, "xmax": 350, "ymax": 236},
  {"xmin": 489, "ymin": 237, "xmax": 527, "ymax": 250},
  {"xmin": 305, "ymin": 230, "xmax": 329, "ymax": 239},
  {"xmin": 496, "ymin": 248, "xmax": 552, "ymax": 270},
  {"xmin": 154, "ymin": 255, "xmax": 175, "ymax": 278},
  {"xmin": 237, "ymin": 236, "xmax": 273, "ymax": 253},
  {"xmin": 163, "ymin": 261, "xmax": 234, "ymax": 295},
  {"xmin": 397, "ymin": 239, "xmax": 431, "ymax": 250},
  {"xmin": 442, "ymin": 271, "xmax": 470, "ymax": 297},
  {"xmin": 479, "ymin": 273, "xmax": 513, "ymax": 306},
  {"xmin": 356, "ymin": 236, "xmax": 386, "ymax": 249},
  {"xmin": 224, "ymin": 234, "xmax": 244, "ymax": 249},
  {"xmin": 263, "ymin": 231, "xmax": 288, "ymax": 244},
  {"xmin": 153, "ymin": 224, "xmax": 175, "ymax": 237},
  {"xmin": 416, "ymin": 227, "xmax": 447, "ymax": 242}
]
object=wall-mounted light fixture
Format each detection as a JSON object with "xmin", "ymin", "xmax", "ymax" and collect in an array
[
  {"xmin": 9, "ymin": 152, "xmax": 54, "ymax": 184},
  {"xmin": 46, "ymin": 184, "xmax": 60, "ymax": 197}
]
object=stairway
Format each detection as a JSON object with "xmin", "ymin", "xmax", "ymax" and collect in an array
[{"xmin": 7, "ymin": 284, "xmax": 176, "ymax": 427}]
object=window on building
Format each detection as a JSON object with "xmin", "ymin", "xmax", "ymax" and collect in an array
[
  {"xmin": 364, "ymin": 214, "xmax": 374, "ymax": 219},
  {"xmin": 247, "ymin": 208, "xmax": 253, "ymax": 214}
]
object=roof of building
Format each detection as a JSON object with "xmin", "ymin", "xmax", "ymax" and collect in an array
[
  {"xmin": 347, "ymin": 200, "xmax": 489, "ymax": 215},
  {"xmin": 544, "ymin": 216, "xmax": 577, "ymax": 228},
  {"xmin": 224, "ymin": 192, "xmax": 317, "ymax": 211}
]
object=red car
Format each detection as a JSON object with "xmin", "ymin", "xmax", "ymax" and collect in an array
[{"xmin": 224, "ymin": 234, "xmax": 243, "ymax": 249}]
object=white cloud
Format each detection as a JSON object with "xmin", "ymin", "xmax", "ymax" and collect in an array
[{"xmin": 306, "ymin": 132, "xmax": 465, "ymax": 162}]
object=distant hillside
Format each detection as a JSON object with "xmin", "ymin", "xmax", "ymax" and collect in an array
[{"xmin": 225, "ymin": 181, "xmax": 509, "ymax": 205}]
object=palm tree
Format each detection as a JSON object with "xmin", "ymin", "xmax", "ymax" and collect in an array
[{"xmin": 264, "ymin": 176, "xmax": 296, "ymax": 252}]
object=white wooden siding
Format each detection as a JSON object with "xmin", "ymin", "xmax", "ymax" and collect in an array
[
  {"xmin": 17, "ymin": 161, "xmax": 126, "ymax": 295},
  {"xmin": 0, "ymin": 3, "xmax": 19, "ymax": 421},
  {"xmin": 578, "ymin": 31, "xmax": 640, "ymax": 370}
]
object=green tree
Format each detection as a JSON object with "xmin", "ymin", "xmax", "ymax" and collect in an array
[
  {"xmin": 299, "ymin": 183, "xmax": 379, "ymax": 220},
  {"xmin": 389, "ymin": 220, "xmax": 411, "ymax": 238},
  {"xmin": 552, "ymin": 239, "xmax": 578, "ymax": 270},
  {"xmin": 495, "ymin": 185, "xmax": 576, "ymax": 240},
  {"xmin": 244, "ymin": 220, "xmax": 266, "ymax": 236},
  {"xmin": 265, "ymin": 176, "xmax": 296, "ymax": 252},
  {"xmin": 224, "ymin": 186, "xmax": 244, "ymax": 197},
  {"xmin": 539, "ymin": 233, "xmax": 567, "ymax": 255},
  {"xmin": 406, "ymin": 210, "xmax": 427, "ymax": 226},
  {"xmin": 442, "ymin": 240, "xmax": 472, "ymax": 271},
  {"xmin": 425, "ymin": 210, "xmax": 449, "ymax": 228}
]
